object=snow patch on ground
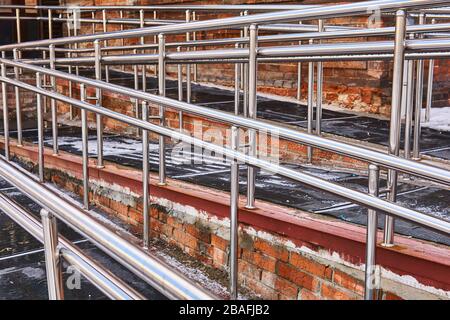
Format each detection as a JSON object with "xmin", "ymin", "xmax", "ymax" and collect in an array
[{"xmin": 422, "ymin": 107, "xmax": 450, "ymax": 132}]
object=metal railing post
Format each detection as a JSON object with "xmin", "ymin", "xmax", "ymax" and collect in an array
[
  {"xmin": 383, "ymin": 10, "xmax": 406, "ymax": 247},
  {"xmin": 49, "ymin": 44, "xmax": 57, "ymax": 155},
  {"xmin": 412, "ymin": 13, "xmax": 425, "ymax": 161},
  {"xmin": 158, "ymin": 33, "xmax": 166, "ymax": 186},
  {"xmin": 13, "ymin": 48, "xmax": 22, "ymax": 146},
  {"xmin": 185, "ymin": 10, "xmax": 192, "ymax": 103},
  {"xmin": 94, "ymin": 40, "xmax": 104, "ymax": 168},
  {"xmin": 192, "ymin": 11, "xmax": 198, "ymax": 83},
  {"xmin": 140, "ymin": 10, "xmax": 147, "ymax": 97},
  {"xmin": 307, "ymin": 39, "xmax": 315, "ymax": 164},
  {"xmin": 102, "ymin": 9, "xmax": 110, "ymax": 83},
  {"xmin": 365, "ymin": 164, "xmax": 380, "ymax": 300},
  {"xmin": 1, "ymin": 56, "xmax": 9, "ymax": 161},
  {"xmin": 177, "ymin": 46, "xmax": 183, "ymax": 130},
  {"xmin": 234, "ymin": 43, "xmax": 240, "ymax": 116},
  {"xmin": 15, "ymin": 9, "xmax": 21, "ymax": 57},
  {"xmin": 229, "ymin": 126, "xmax": 240, "ymax": 300},
  {"xmin": 80, "ymin": 84, "xmax": 89, "ymax": 210},
  {"xmin": 316, "ymin": 19, "xmax": 324, "ymax": 137},
  {"xmin": 243, "ymin": 11, "xmax": 249, "ymax": 117},
  {"xmin": 245, "ymin": 24, "xmax": 258, "ymax": 210},
  {"xmin": 296, "ymin": 20, "xmax": 302, "ymax": 101},
  {"xmin": 41, "ymin": 209, "xmax": 64, "ymax": 300},
  {"xmin": 36, "ymin": 73, "xmax": 44, "ymax": 182},
  {"xmin": 48, "ymin": 9, "xmax": 53, "ymax": 40},
  {"xmin": 425, "ymin": 18, "xmax": 436, "ymax": 122},
  {"xmin": 142, "ymin": 100, "xmax": 150, "ymax": 248},
  {"xmin": 120, "ymin": 10, "xmax": 125, "ymax": 71},
  {"xmin": 404, "ymin": 57, "xmax": 415, "ymax": 159}
]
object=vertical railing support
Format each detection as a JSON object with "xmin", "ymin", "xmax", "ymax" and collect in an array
[
  {"xmin": 140, "ymin": 10, "xmax": 147, "ymax": 97},
  {"xmin": 15, "ymin": 9, "xmax": 21, "ymax": 57},
  {"xmin": 192, "ymin": 11, "xmax": 198, "ymax": 83},
  {"xmin": 177, "ymin": 46, "xmax": 183, "ymax": 131},
  {"xmin": 102, "ymin": 9, "xmax": 109, "ymax": 83},
  {"xmin": 404, "ymin": 57, "xmax": 415, "ymax": 159},
  {"xmin": 245, "ymin": 24, "xmax": 258, "ymax": 210},
  {"xmin": 158, "ymin": 34, "xmax": 166, "ymax": 186},
  {"xmin": 383, "ymin": 10, "xmax": 406, "ymax": 247},
  {"xmin": 80, "ymin": 84, "xmax": 89, "ymax": 210},
  {"xmin": 13, "ymin": 48, "xmax": 22, "ymax": 146},
  {"xmin": 142, "ymin": 101, "xmax": 150, "ymax": 248},
  {"xmin": 94, "ymin": 40, "xmax": 104, "ymax": 169},
  {"xmin": 365, "ymin": 164, "xmax": 380, "ymax": 300},
  {"xmin": 48, "ymin": 9, "xmax": 53, "ymax": 40},
  {"xmin": 412, "ymin": 13, "xmax": 425, "ymax": 161},
  {"xmin": 49, "ymin": 44, "xmax": 57, "ymax": 155},
  {"xmin": 185, "ymin": 10, "xmax": 192, "ymax": 103},
  {"xmin": 41, "ymin": 209, "xmax": 64, "ymax": 300},
  {"xmin": 316, "ymin": 19, "xmax": 324, "ymax": 137},
  {"xmin": 36, "ymin": 73, "xmax": 44, "ymax": 182},
  {"xmin": 1, "ymin": 55, "xmax": 9, "ymax": 161},
  {"xmin": 234, "ymin": 43, "xmax": 240, "ymax": 116},
  {"xmin": 229, "ymin": 126, "xmax": 240, "ymax": 300}
]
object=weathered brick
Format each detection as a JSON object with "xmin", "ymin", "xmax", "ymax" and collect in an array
[
  {"xmin": 277, "ymin": 262, "xmax": 319, "ymax": 292},
  {"xmin": 321, "ymin": 282, "xmax": 359, "ymax": 300},
  {"xmin": 333, "ymin": 270, "xmax": 364, "ymax": 296},
  {"xmin": 254, "ymin": 238, "xmax": 289, "ymax": 262}
]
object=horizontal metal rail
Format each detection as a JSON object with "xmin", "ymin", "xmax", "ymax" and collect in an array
[
  {"xmin": 1, "ymin": 74, "xmax": 449, "ymax": 236},
  {"xmin": 0, "ymin": 194, "xmax": 145, "ymax": 300},
  {"xmin": 2, "ymin": 58, "xmax": 449, "ymax": 187}
]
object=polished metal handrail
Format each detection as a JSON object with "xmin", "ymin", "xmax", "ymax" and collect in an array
[{"xmin": 0, "ymin": 0, "xmax": 450, "ymax": 301}]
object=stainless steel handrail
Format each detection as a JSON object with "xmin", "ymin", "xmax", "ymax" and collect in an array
[
  {"xmin": 0, "ymin": 0, "xmax": 448, "ymax": 51},
  {"xmin": 3, "ymin": 58, "xmax": 449, "ymax": 187}
]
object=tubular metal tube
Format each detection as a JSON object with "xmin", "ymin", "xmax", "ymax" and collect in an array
[
  {"xmin": 2, "ymin": 76, "xmax": 449, "ymax": 238},
  {"xmin": 0, "ymin": 157, "xmax": 215, "ymax": 300},
  {"xmin": 1, "ymin": 58, "xmax": 9, "ymax": 161},
  {"xmin": 383, "ymin": 10, "xmax": 406, "ymax": 247},
  {"xmin": 102, "ymin": 10, "xmax": 109, "ymax": 83},
  {"xmin": 316, "ymin": 20, "xmax": 324, "ymax": 137},
  {"xmin": 94, "ymin": 40, "xmax": 104, "ymax": 168},
  {"xmin": 48, "ymin": 9, "xmax": 53, "ymax": 40},
  {"xmin": 36, "ymin": 73, "xmax": 44, "ymax": 182},
  {"xmin": 404, "ymin": 59, "xmax": 415, "ymax": 159},
  {"xmin": 49, "ymin": 44, "xmax": 57, "ymax": 155},
  {"xmin": 142, "ymin": 101, "xmax": 150, "ymax": 248},
  {"xmin": 0, "ymin": 194, "xmax": 144, "ymax": 300},
  {"xmin": 177, "ymin": 46, "xmax": 183, "ymax": 130},
  {"xmin": 243, "ymin": 13, "xmax": 249, "ymax": 118},
  {"xmin": 296, "ymin": 21, "xmax": 302, "ymax": 101},
  {"xmin": 192, "ymin": 11, "xmax": 198, "ymax": 83},
  {"xmin": 246, "ymin": 24, "xmax": 258, "ymax": 210},
  {"xmin": 307, "ymin": 40, "xmax": 315, "ymax": 164},
  {"xmin": 234, "ymin": 43, "xmax": 240, "ymax": 116},
  {"xmin": 158, "ymin": 34, "xmax": 166, "ymax": 186},
  {"xmin": 80, "ymin": 84, "xmax": 89, "ymax": 210},
  {"xmin": 4, "ymin": 59, "xmax": 450, "ymax": 187},
  {"xmin": 413, "ymin": 13, "xmax": 426, "ymax": 161},
  {"xmin": 41, "ymin": 209, "xmax": 64, "ymax": 300},
  {"xmin": 230, "ymin": 126, "xmax": 240, "ymax": 300},
  {"xmin": 15, "ymin": 9, "xmax": 21, "ymax": 54},
  {"xmin": 140, "ymin": 10, "xmax": 147, "ymax": 96},
  {"xmin": 365, "ymin": 164, "xmax": 380, "ymax": 300},
  {"xmin": 425, "ymin": 18, "xmax": 436, "ymax": 122},
  {"xmin": 185, "ymin": 10, "xmax": 191, "ymax": 103},
  {"xmin": 1, "ymin": 0, "xmax": 448, "ymax": 52},
  {"xmin": 13, "ymin": 49, "xmax": 22, "ymax": 146}
]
